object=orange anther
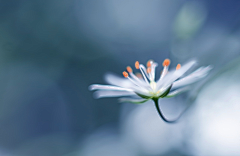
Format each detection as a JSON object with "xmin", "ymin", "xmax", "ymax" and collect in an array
[
  {"xmin": 135, "ymin": 61, "xmax": 139, "ymax": 69},
  {"xmin": 147, "ymin": 67, "xmax": 151, "ymax": 73},
  {"xmin": 176, "ymin": 64, "xmax": 181, "ymax": 70},
  {"xmin": 123, "ymin": 71, "xmax": 128, "ymax": 78},
  {"xmin": 126, "ymin": 66, "xmax": 132, "ymax": 73},
  {"xmin": 147, "ymin": 60, "xmax": 153, "ymax": 67},
  {"xmin": 162, "ymin": 59, "xmax": 171, "ymax": 67},
  {"xmin": 135, "ymin": 73, "xmax": 142, "ymax": 78}
]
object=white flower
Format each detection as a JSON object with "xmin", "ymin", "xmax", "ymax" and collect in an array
[{"xmin": 89, "ymin": 59, "xmax": 212, "ymax": 122}]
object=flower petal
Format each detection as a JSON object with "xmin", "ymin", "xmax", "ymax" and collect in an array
[
  {"xmin": 104, "ymin": 73, "xmax": 133, "ymax": 88},
  {"xmin": 157, "ymin": 60, "xmax": 197, "ymax": 90},
  {"xmin": 105, "ymin": 73, "xmax": 151, "ymax": 93},
  {"xmin": 166, "ymin": 87, "xmax": 190, "ymax": 98},
  {"xmin": 89, "ymin": 84, "xmax": 133, "ymax": 92},
  {"xmin": 118, "ymin": 97, "xmax": 150, "ymax": 104},
  {"xmin": 172, "ymin": 65, "xmax": 212, "ymax": 89},
  {"xmin": 93, "ymin": 90, "xmax": 136, "ymax": 99}
]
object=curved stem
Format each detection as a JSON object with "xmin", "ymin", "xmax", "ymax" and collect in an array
[{"xmin": 153, "ymin": 98, "xmax": 180, "ymax": 123}]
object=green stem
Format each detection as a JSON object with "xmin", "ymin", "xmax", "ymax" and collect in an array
[{"xmin": 153, "ymin": 98, "xmax": 178, "ymax": 123}]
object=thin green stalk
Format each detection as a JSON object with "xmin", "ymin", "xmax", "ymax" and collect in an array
[{"xmin": 153, "ymin": 98, "xmax": 178, "ymax": 123}]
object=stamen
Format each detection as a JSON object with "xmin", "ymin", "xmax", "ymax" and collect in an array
[
  {"xmin": 126, "ymin": 72, "xmax": 150, "ymax": 92},
  {"xmin": 162, "ymin": 59, "xmax": 171, "ymax": 67},
  {"xmin": 139, "ymin": 64, "xmax": 151, "ymax": 83},
  {"xmin": 150, "ymin": 62, "xmax": 158, "ymax": 82},
  {"xmin": 147, "ymin": 67, "xmax": 151, "ymax": 74},
  {"xmin": 147, "ymin": 60, "xmax": 153, "ymax": 67},
  {"xmin": 159, "ymin": 66, "xmax": 169, "ymax": 80},
  {"xmin": 135, "ymin": 61, "xmax": 140, "ymax": 69},
  {"xmin": 123, "ymin": 71, "xmax": 128, "ymax": 78},
  {"xmin": 176, "ymin": 64, "xmax": 181, "ymax": 70},
  {"xmin": 129, "ymin": 71, "xmax": 152, "ymax": 90},
  {"xmin": 135, "ymin": 73, "xmax": 142, "ymax": 79},
  {"xmin": 127, "ymin": 66, "xmax": 132, "ymax": 73}
]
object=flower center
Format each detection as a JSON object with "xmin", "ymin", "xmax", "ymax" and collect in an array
[{"xmin": 150, "ymin": 81, "xmax": 157, "ymax": 91}]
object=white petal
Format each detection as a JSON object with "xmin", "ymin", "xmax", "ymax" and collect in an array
[
  {"xmin": 118, "ymin": 97, "xmax": 150, "ymax": 104},
  {"xmin": 172, "ymin": 66, "xmax": 212, "ymax": 89},
  {"xmin": 89, "ymin": 84, "xmax": 133, "ymax": 92},
  {"xmin": 157, "ymin": 60, "xmax": 197, "ymax": 90},
  {"xmin": 166, "ymin": 87, "xmax": 190, "ymax": 98},
  {"xmin": 89, "ymin": 84, "xmax": 151, "ymax": 97},
  {"xmin": 105, "ymin": 73, "xmax": 151, "ymax": 93},
  {"xmin": 104, "ymin": 73, "xmax": 133, "ymax": 88},
  {"xmin": 93, "ymin": 90, "xmax": 136, "ymax": 99}
]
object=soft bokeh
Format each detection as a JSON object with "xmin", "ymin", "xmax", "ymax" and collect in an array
[{"xmin": 0, "ymin": 0, "xmax": 240, "ymax": 155}]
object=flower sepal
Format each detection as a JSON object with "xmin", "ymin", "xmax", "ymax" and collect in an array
[
  {"xmin": 118, "ymin": 98, "xmax": 150, "ymax": 104},
  {"xmin": 159, "ymin": 85, "xmax": 172, "ymax": 98}
]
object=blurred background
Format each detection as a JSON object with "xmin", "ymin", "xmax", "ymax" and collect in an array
[{"xmin": 0, "ymin": 0, "xmax": 240, "ymax": 155}]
